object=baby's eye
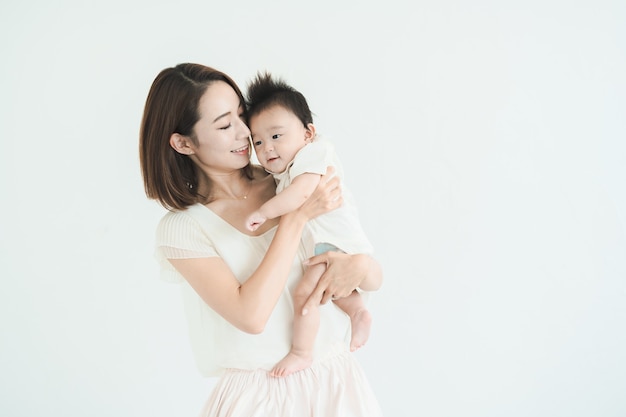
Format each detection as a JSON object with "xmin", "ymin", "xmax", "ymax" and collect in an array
[
  {"xmin": 253, "ymin": 140, "xmax": 262, "ymax": 147},
  {"xmin": 272, "ymin": 134, "xmax": 281, "ymax": 140}
]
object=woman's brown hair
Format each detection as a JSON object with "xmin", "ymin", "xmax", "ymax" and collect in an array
[{"xmin": 139, "ymin": 63, "xmax": 253, "ymax": 210}]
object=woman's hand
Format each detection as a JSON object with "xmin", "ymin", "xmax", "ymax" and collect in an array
[
  {"xmin": 301, "ymin": 252, "xmax": 383, "ymax": 315},
  {"xmin": 296, "ymin": 166, "xmax": 342, "ymax": 221}
]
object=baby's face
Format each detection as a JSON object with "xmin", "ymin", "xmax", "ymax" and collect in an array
[{"xmin": 249, "ymin": 105, "xmax": 314, "ymax": 174}]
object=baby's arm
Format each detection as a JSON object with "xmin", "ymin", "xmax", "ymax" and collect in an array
[{"xmin": 246, "ymin": 173, "xmax": 321, "ymax": 232}]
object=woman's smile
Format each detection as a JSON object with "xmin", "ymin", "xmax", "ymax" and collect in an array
[{"xmin": 231, "ymin": 144, "xmax": 249, "ymax": 155}]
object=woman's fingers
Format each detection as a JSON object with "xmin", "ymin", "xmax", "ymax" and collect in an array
[
  {"xmin": 302, "ymin": 277, "xmax": 330, "ymax": 315},
  {"xmin": 301, "ymin": 252, "xmax": 360, "ymax": 315}
]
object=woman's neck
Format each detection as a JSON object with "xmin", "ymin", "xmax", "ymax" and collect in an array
[
  {"xmin": 204, "ymin": 170, "xmax": 278, "ymax": 236},
  {"xmin": 199, "ymin": 170, "xmax": 250, "ymax": 201}
]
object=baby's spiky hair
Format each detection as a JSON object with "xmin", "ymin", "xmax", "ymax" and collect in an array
[{"xmin": 246, "ymin": 71, "xmax": 314, "ymax": 127}]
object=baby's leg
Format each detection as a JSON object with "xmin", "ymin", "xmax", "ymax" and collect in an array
[
  {"xmin": 271, "ymin": 262, "xmax": 326, "ymax": 377},
  {"xmin": 332, "ymin": 291, "xmax": 372, "ymax": 352}
]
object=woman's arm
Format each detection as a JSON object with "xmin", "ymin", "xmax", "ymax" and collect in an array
[
  {"xmin": 169, "ymin": 168, "xmax": 342, "ymax": 334},
  {"xmin": 301, "ymin": 252, "xmax": 383, "ymax": 315}
]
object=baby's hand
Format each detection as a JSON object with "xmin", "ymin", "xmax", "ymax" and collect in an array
[{"xmin": 246, "ymin": 211, "xmax": 267, "ymax": 232}]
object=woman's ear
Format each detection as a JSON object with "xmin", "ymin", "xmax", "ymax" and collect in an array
[
  {"xmin": 169, "ymin": 133, "xmax": 195, "ymax": 155},
  {"xmin": 305, "ymin": 123, "xmax": 316, "ymax": 143}
]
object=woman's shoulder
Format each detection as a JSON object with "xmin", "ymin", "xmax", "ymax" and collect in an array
[
  {"xmin": 157, "ymin": 204, "xmax": 209, "ymax": 233},
  {"xmin": 156, "ymin": 204, "xmax": 218, "ymax": 248}
]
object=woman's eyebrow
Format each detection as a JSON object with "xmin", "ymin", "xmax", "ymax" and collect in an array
[{"xmin": 213, "ymin": 111, "xmax": 231, "ymax": 123}]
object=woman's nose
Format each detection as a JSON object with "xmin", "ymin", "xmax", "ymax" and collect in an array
[{"xmin": 237, "ymin": 118, "xmax": 251, "ymax": 137}]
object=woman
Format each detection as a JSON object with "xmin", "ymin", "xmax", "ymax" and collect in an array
[{"xmin": 139, "ymin": 63, "xmax": 384, "ymax": 416}]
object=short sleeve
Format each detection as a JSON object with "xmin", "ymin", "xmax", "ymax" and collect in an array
[
  {"xmin": 154, "ymin": 210, "xmax": 218, "ymax": 283},
  {"xmin": 289, "ymin": 139, "xmax": 335, "ymax": 179}
]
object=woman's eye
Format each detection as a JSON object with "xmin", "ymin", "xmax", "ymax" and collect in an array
[{"xmin": 220, "ymin": 123, "xmax": 232, "ymax": 130}]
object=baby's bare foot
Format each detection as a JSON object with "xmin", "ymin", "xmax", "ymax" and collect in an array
[
  {"xmin": 349, "ymin": 309, "xmax": 372, "ymax": 352},
  {"xmin": 270, "ymin": 352, "xmax": 312, "ymax": 377}
]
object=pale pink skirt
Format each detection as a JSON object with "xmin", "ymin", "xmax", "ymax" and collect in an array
[{"xmin": 199, "ymin": 350, "xmax": 383, "ymax": 417}]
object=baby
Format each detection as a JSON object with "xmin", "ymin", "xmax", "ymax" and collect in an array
[{"xmin": 245, "ymin": 72, "xmax": 375, "ymax": 377}]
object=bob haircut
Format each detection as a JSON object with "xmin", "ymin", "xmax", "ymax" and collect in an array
[{"xmin": 139, "ymin": 63, "xmax": 253, "ymax": 211}]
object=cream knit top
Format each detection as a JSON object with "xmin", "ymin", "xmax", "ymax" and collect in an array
[{"xmin": 155, "ymin": 203, "xmax": 352, "ymax": 377}]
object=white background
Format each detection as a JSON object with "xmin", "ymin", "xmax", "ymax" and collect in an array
[{"xmin": 1, "ymin": 1, "xmax": 625, "ymax": 416}]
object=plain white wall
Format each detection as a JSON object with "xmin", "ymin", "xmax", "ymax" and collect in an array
[{"xmin": 1, "ymin": 1, "xmax": 624, "ymax": 416}]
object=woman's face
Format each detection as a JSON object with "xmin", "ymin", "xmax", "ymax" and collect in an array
[
  {"xmin": 249, "ymin": 105, "xmax": 314, "ymax": 174},
  {"xmin": 189, "ymin": 81, "xmax": 251, "ymax": 173}
]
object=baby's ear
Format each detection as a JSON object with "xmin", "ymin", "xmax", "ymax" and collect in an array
[
  {"xmin": 305, "ymin": 123, "xmax": 316, "ymax": 142},
  {"xmin": 169, "ymin": 133, "xmax": 195, "ymax": 155}
]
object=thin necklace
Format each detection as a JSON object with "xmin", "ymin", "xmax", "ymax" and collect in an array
[
  {"xmin": 211, "ymin": 178, "xmax": 252, "ymax": 201},
  {"xmin": 231, "ymin": 182, "xmax": 251, "ymax": 200}
]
